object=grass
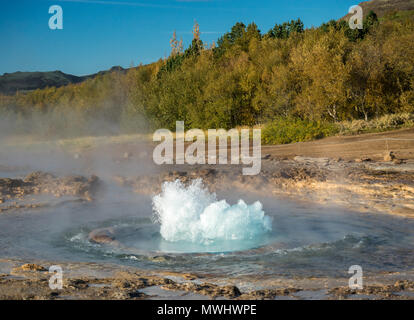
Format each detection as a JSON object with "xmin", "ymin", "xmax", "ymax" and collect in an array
[
  {"xmin": 337, "ymin": 113, "xmax": 414, "ymax": 135},
  {"xmin": 261, "ymin": 113, "xmax": 414, "ymax": 145},
  {"xmin": 262, "ymin": 117, "xmax": 339, "ymax": 145}
]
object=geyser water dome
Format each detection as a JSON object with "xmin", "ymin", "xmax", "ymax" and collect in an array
[{"xmin": 152, "ymin": 179, "xmax": 273, "ymax": 250}]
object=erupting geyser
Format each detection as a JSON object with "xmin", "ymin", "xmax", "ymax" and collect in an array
[{"xmin": 152, "ymin": 179, "xmax": 272, "ymax": 245}]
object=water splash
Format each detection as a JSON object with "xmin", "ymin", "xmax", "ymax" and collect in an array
[{"xmin": 152, "ymin": 179, "xmax": 272, "ymax": 245}]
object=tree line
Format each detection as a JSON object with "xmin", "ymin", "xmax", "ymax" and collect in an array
[{"xmin": 1, "ymin": 10, "xmax": 413, "ymax": 138}]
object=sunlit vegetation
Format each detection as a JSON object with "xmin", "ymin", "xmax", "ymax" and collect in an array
[
  {"xmin": 262, "ymin": 118, "xmax": 339, "ymax": 145},
  {"xmin": 1, "ymin": 11, "xmax": 414, "ymax": 143}
]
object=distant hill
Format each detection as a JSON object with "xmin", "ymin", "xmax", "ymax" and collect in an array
[
  {"xmin": 341, "ymin": 0, "xmax": 414, "ymax": 20},
  {"xmin": 0, "ymin": 66, "xmax": 127, "ymax": 95}
]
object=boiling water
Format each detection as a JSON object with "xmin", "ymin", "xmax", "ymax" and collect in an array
[{"xmin": 153, "ymin": 179, "xmax": 272, "ymax": 247}]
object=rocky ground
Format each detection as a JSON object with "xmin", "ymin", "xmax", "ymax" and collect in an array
[
  {"xmin": 2, "ymin": 156, "xmax": 413, "ymax": 218},
  {"xmin": 0, "ymin": 171, "xmax": 101, "ymax": 213},
  {"xmin": 114, "ymin": 155, "xmax": 414, "ymax": 218},
  {"xmin": 1, "ymin": 259, "xmax": 413, "ymax": 300}
]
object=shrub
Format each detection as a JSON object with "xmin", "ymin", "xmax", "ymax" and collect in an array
[
  {"xmin": 338, "ymin": 113, "xmax": 414, "ymax": 134},
  {"xmin": 262, "ymin": 117, "xmax": 339, "ymax": 145}
]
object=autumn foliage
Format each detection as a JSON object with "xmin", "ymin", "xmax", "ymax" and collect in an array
[{"xmin": 1, "ymin": 12, "xmax": 414, "ymax": 140}]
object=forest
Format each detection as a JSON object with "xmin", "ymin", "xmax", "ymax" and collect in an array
[{"xmin": 1, "ymin": 10, "xmax": 414, "ymax": 143}]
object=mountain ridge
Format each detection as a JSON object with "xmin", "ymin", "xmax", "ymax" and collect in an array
[{"xmin": 0, "ymin": 66, "xmax": 127, "ymax": 95}]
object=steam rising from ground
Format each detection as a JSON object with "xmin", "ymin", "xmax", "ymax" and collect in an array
[{"xmin": 152, "ymin": 179, "xmax": 272, "ymax": 245}]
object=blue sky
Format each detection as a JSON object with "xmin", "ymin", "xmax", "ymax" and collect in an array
[{"xmin": 1, "ymin": 0, "xmax": 360, "ymax": 76}]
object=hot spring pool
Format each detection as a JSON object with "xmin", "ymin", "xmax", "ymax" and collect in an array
[{"xmin": 0, "ymin": 179, "xmax": 413, "ymax": 279}]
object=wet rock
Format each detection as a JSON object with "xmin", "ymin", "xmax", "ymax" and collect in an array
[
  {"xmin": 182, "ymin": 273, "xmax": 198, "ymax": 280},
  {"xmin": 88, "ymin": 228, "xmax": 116, "ymax": 244},
  {"xmin": 66, "ymin": 279, "xmax": 89, "ymax": 289},
  {"xmin": 148, "ymin": 256, "xmax": 170, "ymax": 263},
  {"xmin": 172, "ymin": 171, "xmax": 187, "ymax": 177},
  {"xmin": 127, "ymin": 291, "xmax": 146, "ymax": 298},
  {"xmin": 393, "ymin": 158, "xmax": 404, "ymax": 165},
  {"xmin": 110, "ymin": 287, "xmax": 147, "ymax": 299},
  {"xmin": 238, "ymin": 288, "xmax": 302, "ymax": 300},
  {"xmin": 112, "ymin": 275, "xmax": 174, "ymax": 291},
  {"xmin": 329, "ymin": 281, "xmax": 414, "ymax": 298},
  {"xmin": 162, "ymin": 282, "xmax": 241, "ymax": 299},
  {"xmin": 384, "ymin": 151, "xmax": 396, "ymax": 162},
  {"xmin": 0, "ymin": 178, "xmax": 29, "ymax": 199},
  {"xmin": 111, "ymin": 291, "xmax": 131, "ymax": 300},
  {"xmin": 15, "ymin": 264, "xmax": 47, "ymax": 272},
  {"xmin": 199, "ymin": 168, "xmax": 217, "ymax": 177},
  {"xmin": 24, "ymin": 171, "xmax": 54, "ymax": 184},
  {"xmin": 220, "ymin": 285, "xmax": 242, "ymax": 298},
  {"xmin": 394, "ymin": 280, "xmax": 414, "ymax": 290},
  {"xmin": 0, "ymin": 171, "xmax": 101, "ymax": 204}
]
